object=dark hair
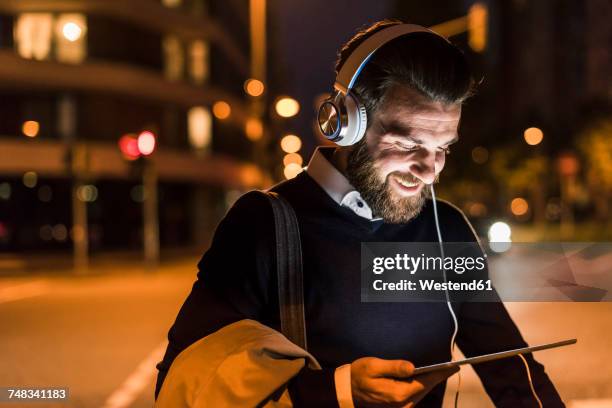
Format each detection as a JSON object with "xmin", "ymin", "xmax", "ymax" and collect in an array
[{"xmin": 335, "ymin": 20, "xmax": 475, "ymax": 117}]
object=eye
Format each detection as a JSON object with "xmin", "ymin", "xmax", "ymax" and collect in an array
[
  {"xmin": 393, "ymin": 142, "xmax": 419, "ymax": 152},
  {"xmin": 440, "ymin": 146, "xmax": 451, "ymax": 155}
]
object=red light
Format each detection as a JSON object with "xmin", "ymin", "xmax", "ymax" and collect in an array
[
  {"xmin": 137, "ymin": 131, "xmax": 156, "ymax": 156},
  {"xmin": 118, "ymin": 134, "xmax": 140, "ymax": 160}
]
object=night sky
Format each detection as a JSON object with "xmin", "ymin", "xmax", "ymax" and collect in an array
[{"xmin": 270, "ymin": 0, "xmax": 396, "ymax": 156}]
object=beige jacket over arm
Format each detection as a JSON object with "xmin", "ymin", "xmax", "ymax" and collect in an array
[{"xmin": 155, "ymin": 319, "xmax": 321, "ymax": 408}]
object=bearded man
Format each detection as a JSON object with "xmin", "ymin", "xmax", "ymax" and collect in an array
[{"xmin": 155, "ymin": 20, "xmax": 564, "ymax": 407}]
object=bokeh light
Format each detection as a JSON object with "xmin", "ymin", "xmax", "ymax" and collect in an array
[
  {"xmin": 275, "ymin": 97, "xmax": 300, "ymax": 118},
  {"xmin": 283, "ymin": 153, "xmax": 303, "ymax": 166},
  {"xmin": 0, "ymin": 182, "xmax": 10, "ymax": 200},
  {"xmin": 38, "ymin": 185, "xmax": 53, "ymax": 202},
  {"xmin": 488, "ymin": 221, "xmax": 512, "ymax": 241},
  {"xmin": 510, "ymin": 197, "xmax": 529, "ymax": 216},
  {"xmin": 467, "ymin": 202, "xmax": 487, "ymax": 217},
  {"xmin": 23, "ymin": 171, "xmax": 38, "ymax": 188},
  {"xmin": 280, "ymin": 134, "xmax": 301, "ymax": 153},
  {"xmin": 471, "ymin": 146, "xmax": 489, "ymax": 164},
  {"xmin": 137, "ymin": 131, "xmax": 156, "ymax": 156},
  {"xmin": 77, "ymin": 184, "xmax": 98, "ymax": 202},
  {"xmin": 62, "ymin": 21, "xmax": 83, "ymax": 42},
  {"xmin": 524, "ymin": 127, "xmax": 544, "ymax": 145},
  {"xmin": 22, "ymin": 120, "xmax": 40, "ymax": 137},
  {"xmin": 244, "ymin": 79, "xmax": 265, "ymax": 97},
  {"xmin": 212, "ymin": 101, "xmax": 231, "ymax": 119},
  {"xmin": 488, "ymin": 221, "xmax": 512, "ymax": 253},
  {"xmin": 245, "ymin": 118, "xmax": 263, "ymax": 141},
  {"xmin": 52, "ymin": 224, "xmax": 68, "ymax": 241},
  {"xmin": 283, "ymin": 163, "xmax": 303, "ymax": 180},
  {"xmin": 118, "ymin": 134, "xmax": 140, "ymax": 160}
]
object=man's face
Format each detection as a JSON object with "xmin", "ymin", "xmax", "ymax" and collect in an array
[{"xmin": 346, "ymin": 85, "xmax": 461, "ymax": 223}]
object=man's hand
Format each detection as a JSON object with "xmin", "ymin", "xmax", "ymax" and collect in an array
[{"xmin": 350, "ymin": 357, "xmax": 459, "ymax": 407}]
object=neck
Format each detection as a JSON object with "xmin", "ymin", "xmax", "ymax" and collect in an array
[{"xmin": 331, "ymin": 147, "xmax": 351, "ymax": 178}]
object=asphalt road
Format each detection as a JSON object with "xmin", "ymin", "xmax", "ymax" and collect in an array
[
  {"xmin": 0, "ymin": 256, "xmax": 611, "ymax": 408},
  {"xmin": 0, "ymin": 260, "xmax": 197, "ymax": 408}
]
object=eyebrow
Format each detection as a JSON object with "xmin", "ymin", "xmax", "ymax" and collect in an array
[{"xmin": 380, "ymin": 121, "xmax": 459, "ymax": 146}]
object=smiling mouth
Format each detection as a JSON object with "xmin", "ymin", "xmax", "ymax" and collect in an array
[
  {"xmin": 394, "ymin": 175, "xmax": 419, "ymax": 188},
  {"xmin": 392, "ymin": 176, "xmax": 421, "ymax": 194}
]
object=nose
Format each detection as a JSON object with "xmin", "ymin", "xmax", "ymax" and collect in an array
[{"xmin": 409, "ymin": 151, "xmax": 437, "ymax": 185}]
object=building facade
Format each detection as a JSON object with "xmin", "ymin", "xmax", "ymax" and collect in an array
[{"xmin": 0, "ymin": 0, "xmax": 269, "ymax": 255}]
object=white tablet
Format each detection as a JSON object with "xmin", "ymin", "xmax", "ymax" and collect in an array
[{"xmin": 413, "ymin": 338, "xmax": 577, "ymax": 376}]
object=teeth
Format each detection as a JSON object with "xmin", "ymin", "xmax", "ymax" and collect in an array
[{"xmin": 395, "ymin": 176, "xmax": 417, "ymax": 188}]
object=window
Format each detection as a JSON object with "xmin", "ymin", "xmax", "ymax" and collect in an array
[
  {"xmin": 14, "ymin": 13, "xmax": 87, "ymax": 63},
  {"xmin": 188, "ymin": 106, "xmax": 212, "ymax": 150},
  {"xmin": 54, "ymin": 14, "xmax": 87, "ymax": 64},
  {"xmin": 14, "ymin": 13, "xmax": 53, "ymax": 60},
  {"xmin": 163, "ymin": 35, "xmax": 184, "ymax": 81},
  {"xmin": 188, "ymin": 40, "xmax": 209, "ymax": 84}
]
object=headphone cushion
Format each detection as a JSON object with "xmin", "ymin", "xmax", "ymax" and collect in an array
[{"xmin": 337, "ymin": 92, "xmax": 368, "ymax": 146}]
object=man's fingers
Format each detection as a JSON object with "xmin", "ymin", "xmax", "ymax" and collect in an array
[
  {"xmin": 413, "ymin": 366, "xmax": 460, "ymax": 388},
  {"xmin": 367, "ymin": 358, "xmax": 415, "ymax": 378},
  {"xmin": 398, "ymin": 367, "xmax": 460, "ymax": 407}
]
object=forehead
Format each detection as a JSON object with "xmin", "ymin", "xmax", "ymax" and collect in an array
[{"xmin": 375, "ymin": 84, "xmax": 462, "ymax": 128}]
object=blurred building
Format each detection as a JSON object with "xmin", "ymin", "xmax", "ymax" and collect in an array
[
  {"xmin": 393, "ymin": 0, "xmax": 611, "ymax": 229},
  {"xmin": 0, "ymin": 0, "xmax": 269, "ymax": 254}
]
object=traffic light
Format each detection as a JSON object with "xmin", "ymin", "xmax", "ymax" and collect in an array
[
  {"xmin": 118, "ymin": 130, "xmax": 157, "ymax": 160},
  {"xmin": 137, "ymin": 131, "xmax": 156, "ymax": 156},
  {"xmin": 468, "ymin": 2, "xmax": 488, "ymax": 52},
  {"xmin": 118, "ymin": 133, "xmax": 140, "ymax": 160}
]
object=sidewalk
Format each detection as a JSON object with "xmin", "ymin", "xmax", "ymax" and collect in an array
[{"xmin": 0, "ymin": 246, "xmax": 205, "ymax": 278}]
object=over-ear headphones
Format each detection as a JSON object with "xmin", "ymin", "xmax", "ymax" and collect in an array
[{"xmin": 316, "ymin": 23, "xmax": 441, "ymax": 146}]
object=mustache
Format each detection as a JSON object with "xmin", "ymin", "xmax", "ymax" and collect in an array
[
  {"xmin": 388, "ymin": 172, "xmax": 421, "ymax": 184},
  {"xmin": 387, "ymin": 172, "xmax": 440, "ymax": 185}
]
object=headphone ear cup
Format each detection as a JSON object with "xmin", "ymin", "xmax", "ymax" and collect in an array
[
  {"xmin": 336, "ymin": 92, "xmax": 367, "ymax": 146},
  {"xmin": 317, "ymin": 96, "xmax": 342, "ymax": 142}
]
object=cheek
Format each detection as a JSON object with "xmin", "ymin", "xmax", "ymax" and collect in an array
[
  {"xmin": 435, "ymin": 152, "xmax": 446, "ymax": 173},
  {"xmin": 374, "ymin": 151, "xmax": 416, "ymax": 179}
]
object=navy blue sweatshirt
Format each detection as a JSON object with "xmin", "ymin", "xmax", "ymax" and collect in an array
[{"xmin": 155, "ymin": 171, "xmax": 564, "ymax": 407}]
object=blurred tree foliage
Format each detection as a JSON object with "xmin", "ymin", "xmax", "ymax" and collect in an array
[
  {"xmin": 489, "ymin": 149, "xmax": 549, "ymax": 225},
  {"xmin": 577, "ymin": 119, "xmax": 612, "ymax": 222}
]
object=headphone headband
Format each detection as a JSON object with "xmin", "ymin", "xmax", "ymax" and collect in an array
[{"xmin": 335, "ymin": 24, "xmax": 439, "ymax": 94}]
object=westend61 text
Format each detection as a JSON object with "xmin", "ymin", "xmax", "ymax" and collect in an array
[{"xmin": 373, "ymin": 279, "xmax": 493, "ymax": 291}]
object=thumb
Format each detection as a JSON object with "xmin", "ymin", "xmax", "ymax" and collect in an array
[{"xmin": 374, "ymin": 359, "xmax": 415, "ymax": 378}]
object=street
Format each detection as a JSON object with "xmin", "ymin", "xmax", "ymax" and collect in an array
[
  {"xmin": 1, "ymin": 257, "xmax": 611, "ymax": 407},
  {"xmin": 0, "ymin": 259, "xmax": 196, "ymax": 408}
]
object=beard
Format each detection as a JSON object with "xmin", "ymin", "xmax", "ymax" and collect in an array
[{"xmin": 346, "ymin": 139, "xmax": 432, "ymax": 224}]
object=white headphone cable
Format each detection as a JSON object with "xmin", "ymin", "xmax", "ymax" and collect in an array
[
  {"xmin": 429, "ymin": 184, "xmax": 461, "ymax": 408},
  {"xmin": 518, "ymin": 354, "xmax": 544, "ymax": 408}
]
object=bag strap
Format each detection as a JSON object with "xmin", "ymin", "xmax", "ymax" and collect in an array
[{"xmin": 262, "ymin": 191, "xmax": 307, "ymax": 350}]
